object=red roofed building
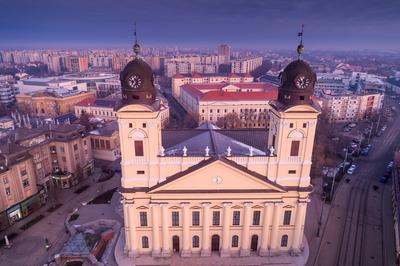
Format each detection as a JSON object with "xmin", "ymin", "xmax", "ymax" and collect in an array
[
  {"xmin": 172, "ymin": 73, "xmax": 254, "ymax": 99},
  {"xmin": 180, "ymin": 82, "xmax": 278, "ymax": 128},
  {"xmin": 74, "ymin": 97, "xmax": 121, "ymax": 121}
]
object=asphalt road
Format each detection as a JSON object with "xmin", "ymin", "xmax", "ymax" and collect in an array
[{"xmin": 311, "ymin": 103, "xmax": 400, "ymax": 266}]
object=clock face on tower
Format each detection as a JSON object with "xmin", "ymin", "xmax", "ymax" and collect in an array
[
  {"xmin": 127, "ymin": 75, "xmax": 143, "ymax": 90},
  {"xmin": 294, "ymin": 75, "xmax": 310, "ymax": 89}
]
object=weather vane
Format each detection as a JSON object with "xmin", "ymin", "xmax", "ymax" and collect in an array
[
  {"xmin": 133, "ymin": 21, "xmax": 141, "ymax": 57},
  {"xmin": 297, "ymin": 23, "xmax": 305, "ymax": 59}
]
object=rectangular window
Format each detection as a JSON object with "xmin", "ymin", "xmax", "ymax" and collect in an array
[
  {"xmin": 139, "ymin": 211, "xmax": 148, "ymax": 226},
  {"xmin": 142, "ymin": 123, "xmax": 146, "ymax": 128},
  {"xmin": 172, "ymin": 211, "xmax": 179, "ymax": 226},
  {"xmin": 22, "ymin": 179, "xmax": 30, "ymax": 188},
  {"xmin": 288, "ymin": 170, "xmax": 296, "ymax": 174},
  {"xmin": 283, "ymin": 210, "xmax": 292, "ymax": 225},
  {"xmin": 129, "ymin": 123, "xmax": 133, "ymax": 128},
  {"xmin": 232, "ymin": 210, "xmax": 240, "ymax": 226},
  {"xmin": 137, "ymin": 170, "xmax": 145, "ymax": 174},
  {"xmin": 95, "ymin": 139, "xmax": 100, "ymax": 148},
  {"xmin": 289, "ymin": 123, "xmax": 294, "ymax": 128},
  {"xmin": 106, "ymin": 140, "xmax": 111, "ymax": 150},
  {"xmin": 100, "ymin": 139, "xmax": 105, "ymax": 149},
  {"xmin": 134, "ymin": 140, "xmax": 144, "ymax": 156},
  {"xmin": 20, "ymin": 170, "xmax": 27, "ymax": 176},
  {"xmin": 5, "ymin": 187, "xmax": 11, "ymax": 196},
  {"xmin": 73, "ymin": 144, "xmax": 78, "ymax": 151},
  {"xmin": 290, "ymin": 141, "xmax": 300, "ymax": 156},
  {"xmin": 212, "ymin": 211, "xmax": 220, "ymax": 226},
  {"xmin": 192, "ymin": 211, "xmax": 200, "ymax": 226},
  {"xmin": 3, "ymin": 176, "xmax": 9, "ymax": 184},
  {"xmin": 90, "ymin": 138, "xmax": 94, "ymax": 147},
  {"xmin": 252, "ymin": 210, "xmax": 261, "ymax": 225},
  {"xmin": 303, "ymin": 123, "xmax": 307, "ymax": 128}
]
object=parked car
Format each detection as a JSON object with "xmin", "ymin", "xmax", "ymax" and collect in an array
[{"xmin": 347, "ymin": 164, "xmax": 356, "ymax": 174}]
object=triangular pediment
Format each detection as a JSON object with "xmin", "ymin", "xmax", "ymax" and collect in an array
[{"xmin": 149, "ymin": 158, "xmax": 286, "ymax": 194}]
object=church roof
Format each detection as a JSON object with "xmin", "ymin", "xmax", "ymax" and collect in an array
[
  {"xmin": 161, "ymin": 124, "xmax": 269, "ymax": 157},
  {"xmin": 147, "ymin": 156, "xmax": 287, "ymax": 193}
]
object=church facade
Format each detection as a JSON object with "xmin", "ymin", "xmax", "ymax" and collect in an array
[{"xmin": 118, "ymin": 41, "xmax": 320, "ymax": 262}]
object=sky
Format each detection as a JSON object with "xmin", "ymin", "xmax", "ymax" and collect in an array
[{"xmin": 0, "ymin": 0, "xmax": 399, "ymax": 51}]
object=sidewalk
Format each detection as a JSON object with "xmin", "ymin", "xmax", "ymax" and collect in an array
[
  {"xmin": 304, "ymin": 176, "xmax": 332, "ymax": 266},
  {"xmin": 0, "ymin": 169, "xmax": 121, "ymax": 266}
]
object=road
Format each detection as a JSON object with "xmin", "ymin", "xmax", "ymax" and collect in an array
[
  {"xmin": 162, "ymin": 88, "xmax": 189, "ymax": 128},
  {"xmin": 309, "ymin": 103, "xmax": 399, "ymax": 266}
]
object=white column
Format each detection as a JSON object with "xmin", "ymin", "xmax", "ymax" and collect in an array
[
  {"xmin": 201, "ymin": 203, "xmax": 211, "ymax": 257},
  {"xmin": 181, "ymin": 203, "xmax": 191, "ymax": 257},
  {"xmin": 151, "ymin": 204, "xmax": 161, "ymax": 257},
  {"xmin": 240, "ymin": 202, "xmax": 252, "ymax": 256},
  {"xmin": 269, "ymin": 202, "xmax": 283, "ymax": 255},
  {"xmin": 123, "ymin": 201, "xmax": 131, "ymax": 254},
  {"xmin": 291, "ymin": 201, "xmax": 308, "ymax": 253},
  {"xmin": 161, "ymin": 203, "xmax": 171, "ymax": 257},
  {"xmin": 127, "ymin": 204, "xmax": 138, "ymax": 257},
  {"xmin": 221, "ymin": 202, "xmax": 232, "ymax": 257},
  {"xmin": 259, "ymin": 202, "xmax": 274, "ymax": 256}
]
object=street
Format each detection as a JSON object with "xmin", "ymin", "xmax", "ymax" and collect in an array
[{"xmin": 307, "ymin": 100, "xmax": 400, "ymax": 266}]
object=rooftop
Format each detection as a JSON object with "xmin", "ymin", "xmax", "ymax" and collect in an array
[
  {"xmin": 181, "ymin": 82, "xmax": 278, "ymax": 102},
  {"xmin": 161, "ymin": 123, "xmax": 270, "ymax": 157},
  {"xmin": 90, "ymin": 121, "xmax": 118, "ymax": 137},
  {"xmin": 76, "ymin": 97, "xmax": 121, "ymax": 110}
]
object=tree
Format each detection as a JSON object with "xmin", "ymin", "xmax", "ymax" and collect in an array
[{"xmin": 216, "ymin": 112, "xmax": 242, "ymax": 129}]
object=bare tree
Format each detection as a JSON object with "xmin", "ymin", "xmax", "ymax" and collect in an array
[{"xmin": 216, "ymin": 112, "xmax": 242, "ymax": 129}]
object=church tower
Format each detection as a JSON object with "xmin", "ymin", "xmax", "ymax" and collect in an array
[
  {"xmin": 118, "ymin": 36, "xmax": 166, "ymax": 256},
  {"xmin": 268, "ymin": 28, "xmax": 320, "ymax": 188}
]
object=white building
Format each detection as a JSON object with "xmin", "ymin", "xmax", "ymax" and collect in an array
[
  {"xmin": 179, "ymin": 82, "xmax": 278, "ymax": 127},
  {"xmin": 320, "ymin": 90, "xmax": 384, "ymax": 123},
  {"xmin": 16, "ymin": 77, "xmax": 87, "ymax": 94},
  {"xmin": 164, "ymin": 55, "xmax": 224, "ymax": 77},
  {"xmin": 231, "ymin": 57, "xmax": 263, "ymax": 74}
]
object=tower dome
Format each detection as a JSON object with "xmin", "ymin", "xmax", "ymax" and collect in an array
[
  {"xmin": 120, "ymin": 43, "xmax": 157, "ymax": 106},
  {"xmin": 277, "ymin": 59, "xmax": 316, "ymax": 106}
]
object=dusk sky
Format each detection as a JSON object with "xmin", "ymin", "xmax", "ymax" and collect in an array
[{"xmin": 0, "ymin": 0, "xmax": 399, "ymax": 50}]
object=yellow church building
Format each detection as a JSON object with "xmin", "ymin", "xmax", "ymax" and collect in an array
[{"xmin": 117, "ymin": 41, "xmax": 319, "ymax": 264}]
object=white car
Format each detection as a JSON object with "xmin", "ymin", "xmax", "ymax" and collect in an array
[{"xmin": 347, "ymin": 168, "xmax": 355, "ymax": 175}]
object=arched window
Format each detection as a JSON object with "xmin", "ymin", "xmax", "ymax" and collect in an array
[
  {"xmin": 232, "ymin": 235, "xmax": 239, "ymax": 247},
  {"xmin": 142, "ymin": 236, "xmax": 149, "ymax": 248},
  {"xmin": 281, "ymin": 235, "xmax": 288, "ymax": 247},
  {"xmin": 192, "ymin": 235, "xmax": 200, "ymax": 248}
]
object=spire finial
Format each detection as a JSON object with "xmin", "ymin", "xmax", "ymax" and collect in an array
[
  {"xmin": 133, "ymin": 21, "xmax": 141, "ymax": 57},
  {"xmin": 297, "ymin": 23, "xmax": 305, "ymax": 59}
]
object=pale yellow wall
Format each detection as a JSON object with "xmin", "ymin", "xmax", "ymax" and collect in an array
[{"xmin": 0, "ymin": 158, "xmax": 38, "ymax": 212}]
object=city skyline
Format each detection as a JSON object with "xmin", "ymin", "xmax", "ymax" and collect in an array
[{"xmin": 0, "ymin": 0, "xmax": 399, "ymax": 51}]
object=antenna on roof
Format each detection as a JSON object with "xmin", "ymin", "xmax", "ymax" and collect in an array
[{"xmin": 297, "ymin": 23, "xmax": 305, "ymax": 59}]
